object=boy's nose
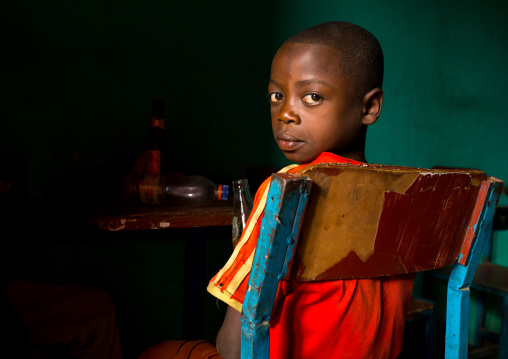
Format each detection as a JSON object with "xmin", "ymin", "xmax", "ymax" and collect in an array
[{"xmin": 279, "ymin": 102, "xmax": 301, "ymax": 124}]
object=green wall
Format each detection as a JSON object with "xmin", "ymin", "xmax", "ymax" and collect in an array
[
  {"xmin": 270, "ymin": 1, "xmax": 508, "ymax": 192},
  {"xmin": 2, "ymin": 0, "xmax": 508, "ymax": 357},
  {"xmin": 2, "ymin": 1, "xmax": 507, "ymax": 203}
]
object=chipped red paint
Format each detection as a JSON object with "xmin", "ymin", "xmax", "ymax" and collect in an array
[{"xmin": 459, "ymin": 180, "xmax": 489, "ymax": 266}]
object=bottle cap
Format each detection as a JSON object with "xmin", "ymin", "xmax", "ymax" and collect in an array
[{"xmin": 219, "ymin": 184, "xmax": 230, "ymax": 201}]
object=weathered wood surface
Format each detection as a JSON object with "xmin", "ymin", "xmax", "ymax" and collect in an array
[
  {"xmin": 241, "ymin": 173, "xmax": 312, "ymax": 359},
  {"xmin": 445, "ymin": 177, "xmax": 503, "ymax": 359},
  {"xmin": 89, "ymin": 201, "xmax": 233, "ymax": 231},
  {"xmin": 289, "ymin": 163, "xmax": 489, "ymax": 281},
  {"xmin": 406, "ymin": 297, "xmax": 435, "ymax": 319},
  {"xmin": 437, "ymin": 261, "xmax": 508, "ymax": 295},
  {"xmin": 473, "ymin": 263, "xmax": 508, "ymax": 294}
]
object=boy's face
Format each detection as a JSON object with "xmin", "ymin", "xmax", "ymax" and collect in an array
[{"xmin": 269, "ymin": 42, "xmax": 365, "ymax": 163}]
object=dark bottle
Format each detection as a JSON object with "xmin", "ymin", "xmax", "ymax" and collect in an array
[
  {"xmin": 142, "ymin": 99, "xmax": 169, "ymax": 176},
  {"xmin": 122, "ymin": 174, "xmax": 230, "ymax": 206},
  {"xmin": 231, "ymin": 179, "xmax": 253, "ymax": 249}
]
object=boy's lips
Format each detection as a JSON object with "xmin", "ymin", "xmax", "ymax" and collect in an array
[{"xmin": 276, "ymin": 132, "xmax": 304, "ymax": 151}]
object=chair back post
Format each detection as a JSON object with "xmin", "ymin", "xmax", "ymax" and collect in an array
[
  {"xmin": 445, "ymin": 177, "xmax": 504, "ymax": 359},
  {"xmin": 241, "ymin": 174, "xmax": 312, "ymax": 359}
]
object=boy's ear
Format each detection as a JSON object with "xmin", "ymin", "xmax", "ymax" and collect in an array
[{"xmin": 361, "ymin": 88, "xmax": 383, "ymax": 126}]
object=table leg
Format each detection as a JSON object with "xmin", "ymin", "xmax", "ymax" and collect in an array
[{"xmin": 183, "ymin": 227, "xmax": 207, "ymax": 340}]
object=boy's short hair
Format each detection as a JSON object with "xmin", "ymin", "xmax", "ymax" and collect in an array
[{"xmin": 284, "ymin": 21, "xmax": 383, "ymax": 100}]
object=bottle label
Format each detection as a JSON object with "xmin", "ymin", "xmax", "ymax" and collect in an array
[
  {"xmin": 150, "ymin": 117, "xmax": 165, "ymax": 129},
  {"xmin": 144, "ymin": 150, "xmax": 161, "ymax": 176},
  {"xmin": 139, "ymin": 176, "xmax": 162, "ymax": 204}
]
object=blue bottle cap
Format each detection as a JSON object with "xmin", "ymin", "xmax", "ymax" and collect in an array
[{"xmin": 221, "ymin": 184, "xmax": 230, "ymax": 201}]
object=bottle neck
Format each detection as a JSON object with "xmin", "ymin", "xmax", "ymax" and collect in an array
[
  {"xmin": 233, "ymin": 179, "xmax": 249, "ymax": 190},
  {"xmin": 150, "ymin": 117, "xmax": 165, "ymax": 130},
  {"xmin": 232, "ymin": 180, "xmax": 253, "ymax": 206}
]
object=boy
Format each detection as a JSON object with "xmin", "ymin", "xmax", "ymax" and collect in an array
[{"xmin": 139, "ymin": 21, "xmax": 414, "ymax": 359}]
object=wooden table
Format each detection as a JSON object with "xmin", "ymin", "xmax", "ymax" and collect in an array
[
  {"xmin": 89, "ymin": 201, "xmax": 234, "ymax": 231},
  {"xmin": 89, "ymin": 201, "xmax": 234, "ymax": 340}
]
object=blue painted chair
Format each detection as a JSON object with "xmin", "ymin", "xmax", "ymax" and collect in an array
[
  {"xmin": 469, "ymin": 260, "xmax": 508, "ymax": 358},
  {"xmin": 471, "ymin": 206, "xmax": 508, "ymax": 359},
  {"xmin": 239, "ymin": 163, "xmax": 503, "ymax": 359},
  {"xmin": 432, "ymin": 206, "xmax": 508, "ymax": 358}
]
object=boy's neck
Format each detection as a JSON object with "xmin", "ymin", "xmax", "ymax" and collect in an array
[{"xmin": 336, "ymin": 129, "xmax": 368, "ymax": 163}]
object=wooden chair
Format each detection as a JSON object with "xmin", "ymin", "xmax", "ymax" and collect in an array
[
  {"xmin": 431, "ymin": 206, "xmax": 508, "ymax": 358},
  {"xmin": 469, "ymin": 260, "xmax": 508, "ymax": 358},
  {"xmin": 239, "ymin": 163, "xmax": 503, "ymax": 359},
  {"xmin": 405, "ymin": 296, "xmax": 437, "ymax": 359}
]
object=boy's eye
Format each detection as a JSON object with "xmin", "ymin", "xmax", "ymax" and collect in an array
[
  {"xmin": 302, "ymin": 93, "xmax": 323, "ymax": 105},
  {"xmin": 268, "ymin": 92, "xmax": 284, "ymax": 103}
]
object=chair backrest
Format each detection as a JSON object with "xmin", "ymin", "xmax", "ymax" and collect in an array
[{"xmin": 240, "ymin": 163, "xmax": 503, "ymax": 359}]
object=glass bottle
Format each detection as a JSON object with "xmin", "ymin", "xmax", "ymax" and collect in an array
[
  {"xmin": 122, "ymin": 174, "xmax": 230, "ymax": 206},
  {"xmin": 231, "ymin": 179, "xmax": 253, "ymax": 249},
  {"xmin": 142, "ymin": 99, "xmax": 169, "ymax": 176}
]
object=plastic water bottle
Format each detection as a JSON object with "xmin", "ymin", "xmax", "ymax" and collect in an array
[
  {"xmin": 122, "ymin": 174, "xmax": 230, "ymax": 206},
  {"xmin": 231, "ymin": 179, "xmax": 253, "ymax": 248}
]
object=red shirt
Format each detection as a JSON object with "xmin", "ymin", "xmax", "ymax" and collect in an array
[{"xmin": 270, "ymin": 274, "xmax": 414, "ymax": 359}]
